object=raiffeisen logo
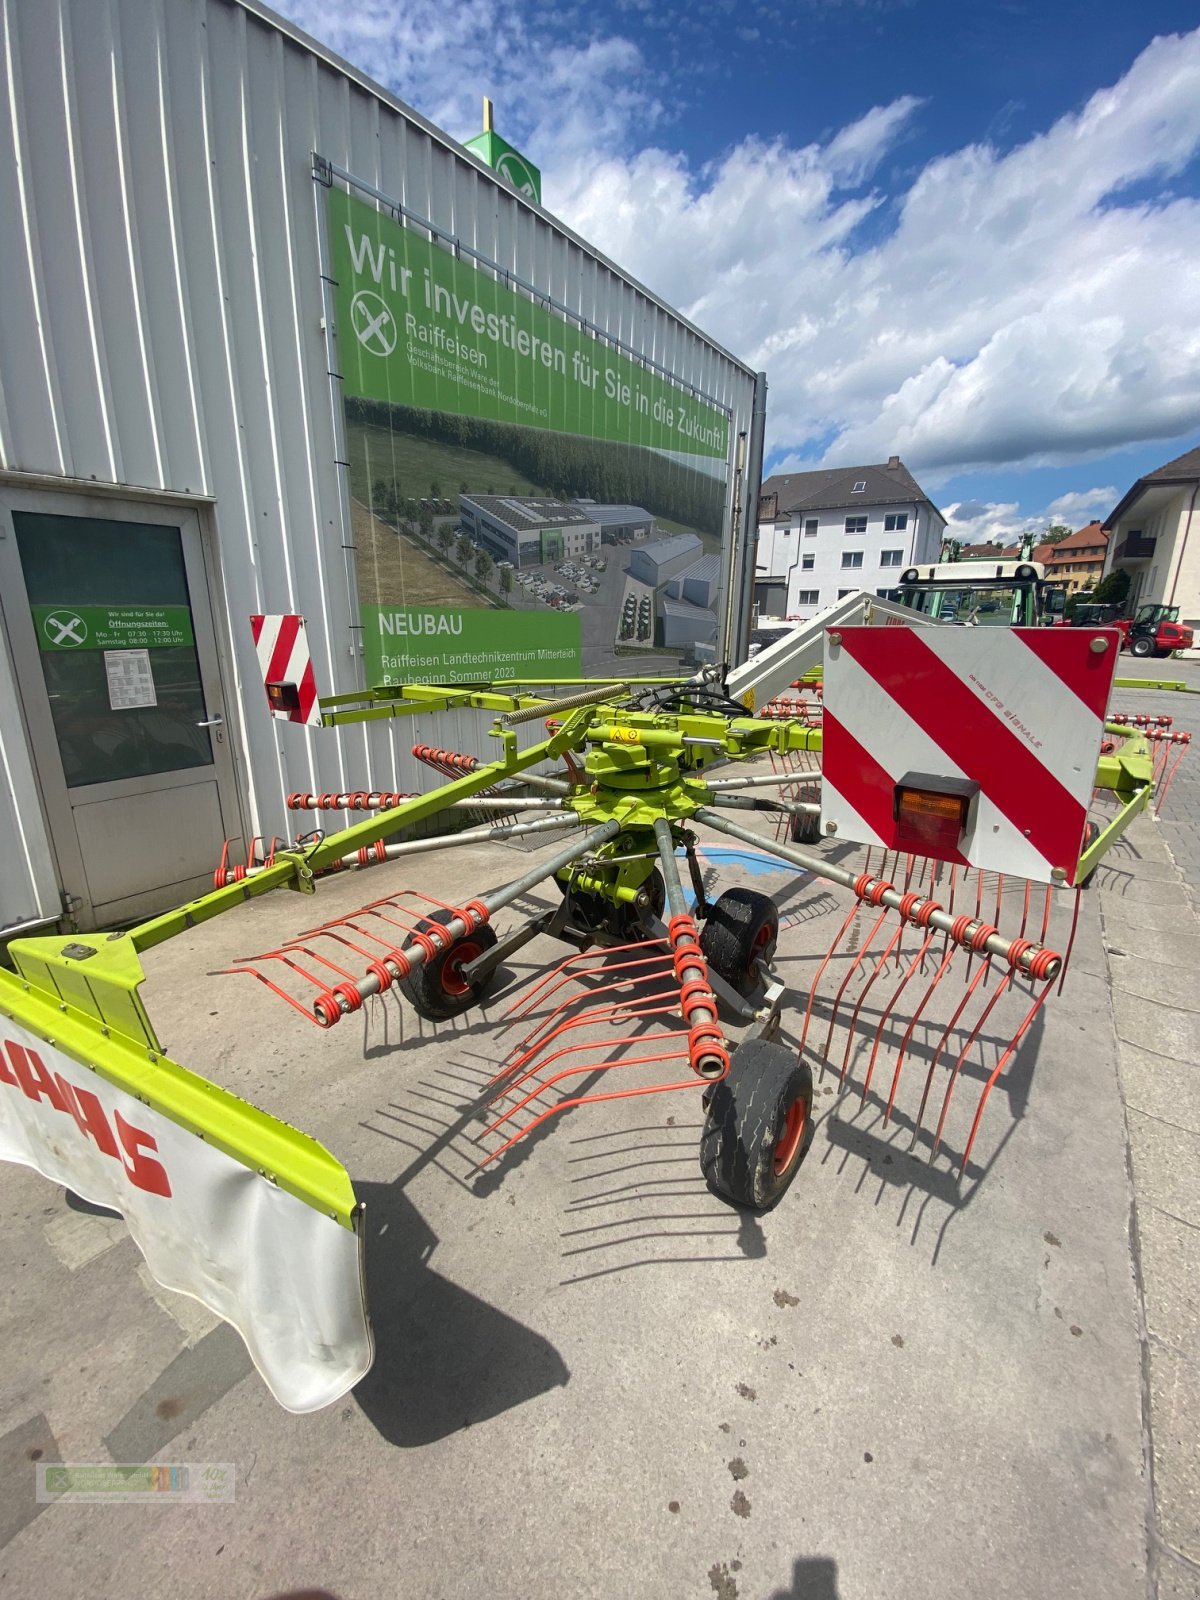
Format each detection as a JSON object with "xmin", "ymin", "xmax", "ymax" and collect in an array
[{"xmin": 496, "ymin": 151, "xmax": 539, "ymax": 200}]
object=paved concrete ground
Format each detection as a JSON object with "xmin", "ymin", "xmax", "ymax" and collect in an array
[
  {"xmin": 1100, "ymin": 657, "xmax": 1200, "ymax": 1600},
  {"xmin": 0, "ymin": 790, "xmax": 1155, "ymax": 1599}
]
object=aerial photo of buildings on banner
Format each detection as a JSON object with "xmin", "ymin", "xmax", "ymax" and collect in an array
[{"xmin": 330, "ymin": 187, "xmax": 732, "ymax": 685}]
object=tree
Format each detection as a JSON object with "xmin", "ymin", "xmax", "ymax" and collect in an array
[
  {"xmin": 1092, "ymin": 568, "xmax": 1130, "ymax": 606},
  {"xmin": 498, "ymin": 565, "xmax": 513, "ymax": 595},
  {"xmin": 430, "ymin": 478, "xmax": 441, "ymax": 500},
  {"xmin": 940, "ymin": 537, "xmax": 963, "ymax": 562},
  {"xmin": 1041, "ymin": 523, "xmax": 1073, "ymax": 546},
  {"xmin": 474, "ymin": 550, "xmax": 493, "ymax": 585},
  {"xmin": 457, "ymin": 533, "xmax": 474, "ymax": 567},
  {"xmin": 417, "ymin": 505, "xmax": 433, "ymax": 542},
  {"xmin": 436, "ymin": 523, "xmax": 454, "ymax": 557}
]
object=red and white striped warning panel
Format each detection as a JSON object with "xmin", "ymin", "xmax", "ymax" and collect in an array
[
  {"xmin": 821, "ymin": 627, "xmax": 1118, "ymax": 885},
  {"xmin": 250, "ymin": 614, "xmax": 321, "ymax": 726}
]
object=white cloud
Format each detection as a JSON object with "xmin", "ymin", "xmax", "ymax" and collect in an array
[
  {"xmin": 274, "ymin": 4, "xmax": 1200, "ymax": 486},
  {"xmin": 553, "ymin": 29, "xmax": 1200, "ymax": 480},
  {"xmin": 1045, "ymin": 487, "xmax": 1119, "ymax": 523},
  {"xmin": 941, "ymin": 500, "xmax": 1039, "ymax": 548}
]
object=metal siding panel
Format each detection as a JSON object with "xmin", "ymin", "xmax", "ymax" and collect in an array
[
  {"xmin": 65, "ymin": 0, "xmax": 164, "ymax": 489},
  {"xmin": 0, "ymin": 614, "xmax": 60, "ymax": 929},
  {"xmin": 8, "ymin": 0, "xmax": 115, "ymax": 479},
  {"xmin": 110, "ymin": 0, "xmax": 208, "ymax": 491},
  {"xmin": 0, "ymin": 1, "xmax": 67, "ymax": 473},
  {"xmin": 14, "ymin": 0, "xmax": 118, "ymax": 476}
]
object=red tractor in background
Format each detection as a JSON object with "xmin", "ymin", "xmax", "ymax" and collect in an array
[{"xmin": 1115, "ymin": 603, "xmax": 1194, "ymax": 659}]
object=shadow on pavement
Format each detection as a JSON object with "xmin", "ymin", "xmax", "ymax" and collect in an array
[
  {"xmin": 556, "ymin": 1118, "xmax": 766, "ymax": 1284},
  {"xmin": 352, "ymin": 1179, "xmax": 569, "ymax": 1448},
  {"xmin": 768, "ymin": 1556, "xmax": 841, "ymax": 1599}
]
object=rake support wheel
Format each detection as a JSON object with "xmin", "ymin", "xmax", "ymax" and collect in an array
[
  {"xmin": 701, "ymin": 888, "xmax": 779, "ymax": 996},
  {"xmin": 399, "ymin": 908, "xmax": 499, "ymax": 1020},
  {"xmin": 700, "ymin": 1039, "xmax": 813, "ymax": 1211}
]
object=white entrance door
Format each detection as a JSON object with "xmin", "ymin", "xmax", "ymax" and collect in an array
[{"xmin": 0, "ymin": 491, "xmax": 243, "ymax": 929}]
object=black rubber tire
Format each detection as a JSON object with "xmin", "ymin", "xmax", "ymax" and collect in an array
[
  {"xmin": 1130, "ymin": 635, "xmax": 1154, "ymax": 657},
  {"xmin": 700, "ymin": 888, "xmax": 779, "ymax": 996},
  {"xmin": 788, "ymin": 809, "xmax": 822, "ymax": 846},
  {"xmin": 700, "ymin": 1039, "xmax": 814, "ymax": 1211},
  {"xmin": 398, "ymin": 907, "xmax": 498, "ymax": 1020}
]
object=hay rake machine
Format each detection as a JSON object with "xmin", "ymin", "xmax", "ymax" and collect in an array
[
  {"xmin": 0, "ymin": 622, "xmax": 1168, "ymax": 1409},
  {"xmin": 207, "ymin": 637, "xmax": 1122, "ymax": 1208}
]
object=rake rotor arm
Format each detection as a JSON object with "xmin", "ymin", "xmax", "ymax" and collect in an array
[
  {"xmin": 311, "ymin": 818, "xmax": 623, "ymax": 1025},
  {"xmin": 693, "ymin": 807, "xmax": 1061, "ymax": 980}
]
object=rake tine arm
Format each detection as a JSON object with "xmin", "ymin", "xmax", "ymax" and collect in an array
[{"xmin": 692, "ymin": 808, "xmax": 1061, "ymax": 981}]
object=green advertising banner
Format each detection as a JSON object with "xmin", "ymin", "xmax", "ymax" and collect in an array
[
  {"xmin": 362, "ymin": 604, "xmax": 581, "ymax": 686},
  {"xmin": 328, "ymin": 183, "xmax": 731, "ymax": 688},
  {"xmin": 32, "ymin": 604, "xmax": 194, "ymax": 652},
  {"xmin": 329, "ymin": 188, "xmax": 729, "ymax": 462}
]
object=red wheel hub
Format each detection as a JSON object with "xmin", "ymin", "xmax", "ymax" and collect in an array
[
  {"xmin": 773, "ymin": 1097, "xmax": 807, "ymax": 1175},
  {"xmin": 440, "ymin": 941, "xmax": 482, "ymax": 997},
  {"xmin": 748, "ymin": 921, "xmax": 777, "ymax": 979}
]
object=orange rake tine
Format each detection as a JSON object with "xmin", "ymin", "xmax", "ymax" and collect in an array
[
  {"xmin": 931, "ymin": 965, "xmax": 1015, "ymax": 1162},
  {"xmin": 799, "ymin": 899, "xmax": 861, "ymax": 1058},
  {"xmin": 477, "ymin": 1071, "xmax": 700, "ymax": 1169},
  {"xmin": 488, "ymin": 993, "xmax": 682, "ymax": 1095},
  {"xmin": 838, "ymin": 923, "xmax": 904, "ymax": 1089},
  {"xmin": 504, "ymin": 946, "xmax": 673, "ymax": 1022},
  {"xmin": 478, "ymin": 1037, "xmax": 692, "ymax": 1146},
  {"xmin": 504, "ymin": 963, "xmax": 677, "ymax": 1056},
  {"xmin": 885, "ymin": 942, "xmax": 955, "ymax": 1123},
  {"xmin": 910, "ymin": 956, "xmax": 992, "ymax": 1152},
  {"xmin": 863, "ymin": 931, "xmax": 937, "ymax": 1112},
  {"xmin": 822, "ymin": 908, "xmax": 892, "ymax": 1064}
]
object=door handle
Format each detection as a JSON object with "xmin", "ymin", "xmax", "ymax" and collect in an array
[{"xmin": 196, "ymin": 714, "xmax": 224, "ymax": 728}]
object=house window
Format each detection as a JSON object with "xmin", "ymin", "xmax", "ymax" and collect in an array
[
  {"xmin": 844, "ymin": 516, "xmax": 867, "ymax": 534},
  {"xmin": 794, "ymin": 589, "xmax": 819, "ymax": 605},
  {"xmin": 852, "ymin": 481, "xmax": 866, "ymax": 493},
  {"xmin": 884, "ymin": 513, "xmax": 908, "ymax": 532},
  {"xmin": 804, "ymin": 519, "xmax": 818, "ymax": 537},
  {"xmin": 841, "ymin": 551, "xmax": 864, "ymax": 569},
  {"xmin": 880, "ymin": 549, "xmax": 904, "ymax": 567},
  {"xmin": 781, "ymin": 525, "xmax": 792, "ymax": 536},
  {"xmin": 837, "ymin": 588, "xmax": 854, "ymax": 598},
  {"xmin": 801, "ymin": 553, "xmax": 815, "ymax": 570},
  {"xmin": 876, "ymin": 587, "xmax": 903, "ymax": 601}
]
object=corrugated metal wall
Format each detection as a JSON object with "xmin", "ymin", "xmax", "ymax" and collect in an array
[{"xmin": 0, "ymin": 0, "xmax": 759, "ymax": 928}]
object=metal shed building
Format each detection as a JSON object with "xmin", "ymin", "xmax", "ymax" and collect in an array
[
  {"xmin": 0, "ymin": 0, "xmax": 764, "ymax": 934},
  {"xmin": 628, "ymin": 532, "xmax": 704, "ymax": 587}
]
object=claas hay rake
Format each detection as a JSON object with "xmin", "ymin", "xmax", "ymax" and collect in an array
[{"xmin": 0, "ymin": 626, "xmax": 1170, "ymax": 1407}]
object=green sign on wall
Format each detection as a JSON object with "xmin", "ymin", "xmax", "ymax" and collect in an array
[
  {"xmin": 32, "ymin": 604, "xmax": 194, "ymax": 652},
  {"xmin": 329, "ymin": 188, "xmax": 729, "ymax": 464},
  {"xmin": 361, "ymin": 604, "xmax": 582, "ymax": 687},
  {"xmin": 462, "ymin": 129, "xmax": 542, "ymax": 205}
]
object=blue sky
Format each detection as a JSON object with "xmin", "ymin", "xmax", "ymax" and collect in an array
[{"xmin": 276, "ymin": 0, "xmax": 1200, "ymax": 545}]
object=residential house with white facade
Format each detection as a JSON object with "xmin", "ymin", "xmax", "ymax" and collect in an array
[
  {"xmin": 754, "ymin": 456, "xmax": 946, "ymax": 621},
  {"xmin": 1102, "ymin": 447, "xmax": 1200, "ymax": 635}
]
